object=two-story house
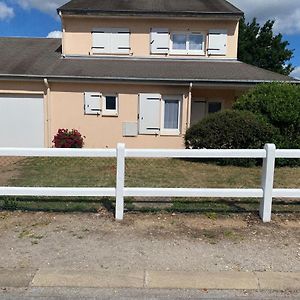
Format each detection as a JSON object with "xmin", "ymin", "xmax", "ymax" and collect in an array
[{"xmin": 0, "ymin": 0, "xmax": 298, "ymax": 148}]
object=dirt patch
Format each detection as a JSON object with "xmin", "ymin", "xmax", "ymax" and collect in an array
[{"xmin": 0, "ymin": 211, "xmax": 299, "ymax": 273}]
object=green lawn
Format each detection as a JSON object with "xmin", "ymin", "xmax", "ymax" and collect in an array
[
  {"xmin": 6, "ymin": 157, "xmax": 300, "ymax": 189},
  {"xmin": 0, "ymin": 157, "xmax": 299, "ymax": 214}
]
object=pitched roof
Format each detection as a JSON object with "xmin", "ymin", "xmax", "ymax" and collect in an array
[
  {"xmin": 58, "ymin": 0, "xmax": 243, "ymax": 18},
  {"xmin": 0, "ymin": 37, "xmax": 297, "ymax": 86}
]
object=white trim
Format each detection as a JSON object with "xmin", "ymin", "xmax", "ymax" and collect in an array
[
  {"xmin": 161, "ymin": 95, "xmax": 182, "ymax": 136},
  {"xmin": 102, "ymin": 94, "xmax": 119, "ymax": 116},
  {"xmin": 124, "ymin": 188, "xmax": 263, "ymax": 198},
  {"xmin": 0, "ymin": 187, "xmax": 115, "ymax": 197}
]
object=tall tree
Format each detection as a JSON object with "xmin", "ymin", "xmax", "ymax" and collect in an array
[{"xmin": 238, "ymin": 17, "xmax": 294, "ymax": 75}]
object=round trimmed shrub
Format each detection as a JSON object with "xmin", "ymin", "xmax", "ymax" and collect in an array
[
  {"xmin": 185, "ymin": 110, "xmax": 279, "ymax": 166},
  {"xmin": 53, "ymin": 129, "xmax": 84, "ymax": 148}
]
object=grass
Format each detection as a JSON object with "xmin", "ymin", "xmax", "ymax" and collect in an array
[{"xmin": 0, "ymin": 157, "xmax": 299, "ymax": 214}]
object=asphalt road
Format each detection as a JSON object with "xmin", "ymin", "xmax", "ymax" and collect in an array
[{"xmin": 0, "ymin": 288, "xmax": 299, "ymax": 300}]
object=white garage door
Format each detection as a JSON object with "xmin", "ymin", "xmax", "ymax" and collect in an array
[{"xmin": 0, "ymin": 95, "xmax": 44, "ymax": 148}]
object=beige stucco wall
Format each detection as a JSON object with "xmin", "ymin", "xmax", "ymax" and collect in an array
[
  {"xmin": 62, "ymin": 16, "xmax": 239, "ymax": 59},
  {"xmin": 0, "ymin": 80, "xmax": 245, "ymax": 149},
  {"xmin": 49, "ymin": 83, "xmax": 189, "ymax": 149}
]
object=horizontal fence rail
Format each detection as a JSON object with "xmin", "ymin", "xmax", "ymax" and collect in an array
[{"xmin": 0, "ymin": 143, "xmax": 299, "ymax": 222}]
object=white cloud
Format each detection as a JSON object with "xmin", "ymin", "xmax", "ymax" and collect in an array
[
  {"xmin": 291, "ymin": 67, "xmax": 300, "ymax": 79},
  {"xmin": 47, "ymin": 30, "xmax": 62, "ymax": 38},
  {"xmin": 229, "ymin": 0, "xmax": 300, "ymax": 34},
  {"xmin": 14, "ymin": 0, "xmax": 67, "ymax": 16},
  {"xmin": 0, "ymin": 1, "xmax": 14, "ymax": 20}
]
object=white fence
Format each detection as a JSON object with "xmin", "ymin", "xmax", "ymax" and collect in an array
[{"xmin": 0, "ymin": 143, "xmax": 299, "ymax": 223}]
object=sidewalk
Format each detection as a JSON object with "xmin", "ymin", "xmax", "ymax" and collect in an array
[{"xmin": 0, "ymin": 269, "xmax": 299, "ymax": 291}]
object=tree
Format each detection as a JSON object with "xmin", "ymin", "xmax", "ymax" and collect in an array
[
  {"xmin": 238, "ymin": 17, "xmax": 294, "ymax": 75},
  {"xmin": 233, "ymin": 82, "xmax": 300, "ymax": 162}
]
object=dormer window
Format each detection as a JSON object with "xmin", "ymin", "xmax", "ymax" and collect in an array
[{"xmin": 170, "ymin": 32, "xmax": 204, "ymax": 55}]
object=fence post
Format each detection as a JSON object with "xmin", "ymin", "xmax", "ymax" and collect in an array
[
  {"xmin": 260, "ymin": 143, "xmax": 276, "ymax": 223},
  {"xmin": 115, "ymin": 143, "xmax": 125, "ymax": 220}
]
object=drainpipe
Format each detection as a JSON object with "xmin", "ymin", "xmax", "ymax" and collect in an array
[
  {"xmin": 186, "ymin": 82, "xmax": 193, "ymax": 129},
  {"xmin": 44, "ymin": 78, "xmax": 51, "ymax": 148}
]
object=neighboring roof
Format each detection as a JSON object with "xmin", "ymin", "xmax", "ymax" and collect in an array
[
  {"xmin": 58, "ymin": 0, "xmax": 243, "ymax": 18},
  {"xmin": 0, "ymin": 37, "xmax": 298, "ymax": 86}
]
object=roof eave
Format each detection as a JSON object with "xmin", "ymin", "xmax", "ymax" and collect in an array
[
  {"xmin": 57, "ymin": 9, "xmax": 244, "ymax": 19},
  {"xmin": 0, "ymin": 74, "xmax": 298, "ymax": 86}
]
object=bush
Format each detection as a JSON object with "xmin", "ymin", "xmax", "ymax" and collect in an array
[
  {"xmin": 185, "ymin": 110, "xmax": 279, "ymax": 166},
  {"xmin": 53, "ymin": 129, "xmax": 84, "ymax": 148},
  {"xmin": 233, "ymin": 83, "xmax": 300, "ymax": 149}
]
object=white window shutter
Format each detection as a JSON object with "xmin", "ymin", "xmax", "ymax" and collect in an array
[
  {"xmin": 150, "ymin": 28, "xmax": 169, "ymax": 54},
  {"xmin": 139, "ymin": 93, "xmax": 161, "ymax": 134},
  {"xmin": 208, "ymin": 30, "xmax": 227, "ymax": 55},
  {"xmin": 92, "ymin": 29, "xmax": 110, "ymax": 54},
  {"xmin": 84, "ymin": 92, "xmax": 102, "ymax": 115},
  {"xmin": 111, "ymin": 28, "xmax": 130, "ymax": 54}
]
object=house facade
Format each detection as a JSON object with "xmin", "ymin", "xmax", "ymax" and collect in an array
[{"xmin": 0, "ymin": 0, "xmax": 298, "ymax": 148}]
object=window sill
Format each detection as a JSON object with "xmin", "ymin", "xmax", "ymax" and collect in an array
[
  {"xmin": 160, "ymin": 130, "xmax": 181, "ymax": 136},
  {"xmin": 169, "ymin": 52, "xmax": 205, "ymax": 56},
  {"xmin": 102, "ymin": 113, "xmax": 118, "ymax": 117}
]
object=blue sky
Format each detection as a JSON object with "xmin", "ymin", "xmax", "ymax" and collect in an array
[{"xmin": 0, "ymin": 0, "xmax": 299, "ymax": 78}]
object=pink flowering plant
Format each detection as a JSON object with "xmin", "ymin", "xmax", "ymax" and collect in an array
[{"xmin": 53, "ymin": 129, "xmax": 84, "ymax": 148}]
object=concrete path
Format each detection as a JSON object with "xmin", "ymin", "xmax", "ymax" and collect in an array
[
  {"xmin": 0, "ymin": 269, "xmax": 299, "ymax": 291},
  {"xmin": 0, "ymin": 287, "xmax": 299, "ymax": 300}
]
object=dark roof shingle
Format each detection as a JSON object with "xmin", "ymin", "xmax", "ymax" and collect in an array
[
  {"xmin": 0, "ymin": 37, "xmax": 297, "ymax": 85},
  {"xmin": 58, "ymin": 0, "xmax": 243, "ymax": 18}
]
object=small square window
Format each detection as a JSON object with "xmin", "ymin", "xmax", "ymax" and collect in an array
[
  {"xmin": 106, "ymin": 96, "xmax": 117, "ymax": 110},
  {"xmin": 208, "ymin": 102, "xmax": 222, "ymax": 114},
  {"xmin": 103, "ymin": 95, "xmax": 118, "ymax": 116}
]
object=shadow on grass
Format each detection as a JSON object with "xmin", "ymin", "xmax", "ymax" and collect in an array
[
  {"xmin": 0, "ymin": 196, "xmax": 299, "ymax": 215},
  {"xmin": 125, "ymin": 197, "xmax": 300, "ymax": 215},
  {"xmin": 0, "ymin": 196, "xmax": 115, "ymax": 213}
]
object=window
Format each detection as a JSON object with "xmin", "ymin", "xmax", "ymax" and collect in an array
[
  {"xmin": 172, "ymin": 33, "xmax": 187, "ymax": 50},
  {"xmin": 92, "ymin": 28, "xmax": 130, "ymax": 55},
  {"xmin": 139, "ymin": 94, "xmax": 182, "ymax": 135},
  {"xmin": 161, "ymin": 96, "xmax": 181, "ymax": 135},
  {"xmin": 84, "ymin": 92, "xmax": 118, "ymax": 116},
  {"xmin": 103, "ymin": 95, "xmax": 118, "ymax": 116},
  {"xmin": 208, "ymin": 101, "xmax": 222, "ymax": 114},
  {"xmin": 171, "ymin": 32, "xmax": 204, "ymax": 55}
]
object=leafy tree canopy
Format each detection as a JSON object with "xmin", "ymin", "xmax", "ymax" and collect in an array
[{"xmin": 238, "ymin": 17, "xmax": 294, "ymax": 75}]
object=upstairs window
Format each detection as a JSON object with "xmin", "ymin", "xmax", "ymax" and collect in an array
[
  {"xmin": 170, "ymin": 32, "xmax": 204, "ymax": 55},
  {"xmin": 92, "ymin": 28, "xmax": 130, "ymax": 55}
]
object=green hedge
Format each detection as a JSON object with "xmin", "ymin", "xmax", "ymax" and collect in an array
[{"xmin": 185, "ymin": 110, "xmax": 279, "ymax": 166}]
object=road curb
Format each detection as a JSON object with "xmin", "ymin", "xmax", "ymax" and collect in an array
[{"xmin": 1, "ymin": 269, "xmax": 299, "ymax": 291}]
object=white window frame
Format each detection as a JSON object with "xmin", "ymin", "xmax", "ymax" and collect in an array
[
  {"xmin": 161, "ymin": 95, "xmax": 182, "ymax": 136},
  {"xmin": 170, "ymin": 31, "xmax": 205, "ymax": 55},
  {"xmin": 102, "ymin": 94, "xmax": 119, "ymax": 116}
]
